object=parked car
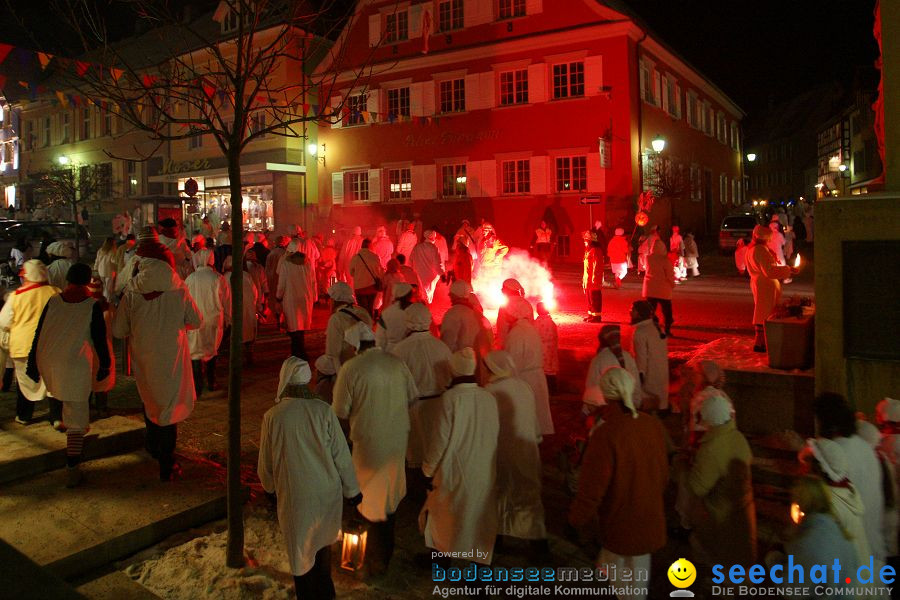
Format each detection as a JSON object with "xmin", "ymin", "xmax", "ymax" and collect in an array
[
  {"xmin": 0, "ymin": 221, "xmax": 92, "ymax": 262},
  {"xmin": 718, "ymin": 213, "xmax": 758, "ymax": 251}
]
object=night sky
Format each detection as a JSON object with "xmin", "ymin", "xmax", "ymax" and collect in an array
[{"xmin": 0, "ymin": 0, "xmax": 881, "ymax": 120}]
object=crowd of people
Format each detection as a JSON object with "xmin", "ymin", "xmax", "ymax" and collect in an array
[{"xmin": 6, "ymin": 206, "xmax": 895, "ymax": 600}]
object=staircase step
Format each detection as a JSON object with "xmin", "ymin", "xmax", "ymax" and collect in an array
[
  {"xmin": 0, "ymin": 451, "xmax": 226, "ymax": 581},
  {"xmin": 0, "ymin": 416, "xmax": 146, "ymax": 485}
]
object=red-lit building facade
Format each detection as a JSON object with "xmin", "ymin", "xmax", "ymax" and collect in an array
[{"xmin": 315, "ymin": 0, "xmax": 744, "ymax": 260}]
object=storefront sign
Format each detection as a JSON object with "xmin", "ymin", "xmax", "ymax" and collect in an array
[
  {"xmin": 404, "ymin": 129, "xmax": 501, "ymax": 147},
  {"xmin": 161, "ymin": 158, "xmax": 213, "ymax": 175},
  {"xmin": 598, "ymin": 137, "xmax": 611, "ymax": 168}
]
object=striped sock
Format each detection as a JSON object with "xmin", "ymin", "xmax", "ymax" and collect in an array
[{"xmin": 66, "ymin": 432, "xmax": 84, "ymax": 467}]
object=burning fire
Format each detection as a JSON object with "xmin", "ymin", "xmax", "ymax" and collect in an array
[
  {"xmin": 471, "ymin": 248, "xmax": 557, "ymax": 315},
  {"xmin": 793, "ymin": 254, "xmax": 801, "ymax": 268}
]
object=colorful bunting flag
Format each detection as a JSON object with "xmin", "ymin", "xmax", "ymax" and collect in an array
[
  {"xmin": 75, "ymin": 61, "xmax": 89, "ymax": 76},
  {"xmin": 55, "ymin": 91, "xmax": 68, "ymax": 107},
  {"xmin": 111, "ymin": 68, "xmax": 124, "ymax": 82},
  {"xmin": 142, "ymin": 74, "xmax": 157, "ymax": 88},
  {"xmin": 37, "ymin": 52, "xmax": 53, "ymax": 70}
]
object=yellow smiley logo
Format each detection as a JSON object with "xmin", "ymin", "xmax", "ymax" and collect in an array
[{"xmin": 667, "ymin": 558, "xmax": 696, "ymax": 588}]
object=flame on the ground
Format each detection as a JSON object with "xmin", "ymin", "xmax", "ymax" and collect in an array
[{"xmin": 472, "ymin": 248, "xmax": 556, "ymax": 313}]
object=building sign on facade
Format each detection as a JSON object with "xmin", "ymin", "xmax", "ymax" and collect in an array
[{"xmin": 598, "ymin": 137, "xmax": 611, "ymax": 169}]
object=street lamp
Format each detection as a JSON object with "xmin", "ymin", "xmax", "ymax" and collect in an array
[
  {"xmin": 58, "ymin": 155, "xmax": 70, "ymax": 165},
  {"xmin": 307, "ymin": 142, "xmax": 325, "ymax": 164},
  {"xmin": 651, "ymin": 135, "xmax": 666, "ymax": 153},
  {"xmin": 746, "ymin": 153, "xmax": 757, "ymax": 162}
]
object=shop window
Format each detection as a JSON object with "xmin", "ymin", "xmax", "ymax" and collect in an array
[
  {"xmin": 347, "ymin": 171, "xmax": 369, "ymax": 202},
  {"xmin": 552, "ymin": 62, "xmax": 584, "ymax": 99},
  {"xmin": 386, "ymin": 10, "xmax": 408, "ymax": 43},
  {"xmin": 437, "ymin": 0, "xmax": 463, "ymax": 32},
  {"xmin": 501, "ymin": 159, "xmax": 530, "ymax": 194},
  {"xmin": 388, "ymin": 168, "xmax": 412, "ymax": 201},
  {"xmin": 439, "ymin": 79, "xmax": 465, "ymax": 113},
  {"xmin": 387, "ymin": 87, "xmax": 410, "ymax": 119},
  {"xmin": 498, "ymin": 0, "xmax": 526, "ymax": 19},
  {"xmin": 347, "ymin": 94, "xmax": 367, "ymax": 126},
  {"xmin": 441, "ymin": 164, "xmax": 466, "ymax": 198},
  {"xmin": 499, "ymin": 70, "xmax": 528, "ymax": 105},
  {"xmin": 555, "ymin": 156, "xmax": 587, "ymax": 192}
]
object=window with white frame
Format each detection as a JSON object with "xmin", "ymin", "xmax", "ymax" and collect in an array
[
  {"xmin": 126, "ymin": 160, "xmax": 138, "ymax": 196},
  {"xmin": 661, "ymin": 75, "xmax": 677, "ymax": 116},
  {"xmin": 22, "ymin": 120, "xmax": 32, "ymax": 151},
  {"xmin": 502, "ymin": 159, "xmax": 530, "ymax": 194},
  {"xmin": 498, "ymin": 0, "xmax": 526, "ymax": 19},
  {"xmin": 249, "ymin": 111, "xmax": 267, "ymax": 137},
  {"xmin": 189, "ymin": 134, "xmax": 203, "ymax": 149},
  {"xmin": 701, "ymin": 102, "xmax": 713, "ymax": 135},
  {"xmin": 388, "ymin": 168, "xmax": 412, "ymax": 200},
  {"xmin": 499, "ymin": 70, "xmax": 528, "ymax": 105},
  {"xmin": 347, "ymin": 94, "xmax": 367, "ymax": 126},
  {"xmin": 437, "ymin": 0, "xmax": 463, "ymax": 32},
  {"xmin": 552, "ymin": 62, "xmax": 584, "ymax": 99},
  {"xmin": 717, "ymin": 112, "xmax": 727, "ymax": 143},
  {"xmin": 690, "ymin": 164, "xmax": 701, "ymax": 201},
  {"xmin": 42, "ymin": 116, "xmax": 51, "ymax": 147},
  {"xmin": 347, "ymin": 171, "xmax": 369, "ymax": 202},
  {"xmin": 730, "ymin": 121, "xmax": 739, "ymax": 151},
  {"xmin": 441, "ymin": 164, "xmax": 467, "ymax": 198},
  {"xmin": 719, "ymin": 173, "xmax": 728, "ymax": 204},
  {"xmin": 387, "ymin": 87, "xmax": 410, "ymax": 119},
  {"xmin": 555, "ymin": 156, "xmax": 587, "ymax": 192},
  {"xmin": 686, "ymin": 91, "xmax": 699, "ymax": 128},
  {"xmin": 222, "ymin": 10, "xmax": 240, "ymax": 34},
  {"xmin": 104, "ymin": 109, "xmax": 114, "ymax": 136},
  {"xmin": 640, "ymin": 61, "xmax": 657, "ymax": 106},
  {"xmin": 61, "ymin": 112, "xmax": 71, "ymax": 143},
  {"xmin": 386, "ymin": 10, "xmax": 408, "ymax": 43},
  {"xmin": 732, "ymin": 178, "xmax": 740, "ymax": 205},
  {"xmin": 81, "ymin": 108, "xmax": 91, "ymax": 140},
  {"xmin": 439, "ymin": 79, "xmax": 465, "ymax": 113}
]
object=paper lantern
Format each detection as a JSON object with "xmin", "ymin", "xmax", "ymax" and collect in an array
[
  {"xmin": 635, "ymin": 211, "xmax": 649, "ymax": 227},
  {"xmin": 340, "ymin": 527, "xmax": 368, "ymax": 571}
]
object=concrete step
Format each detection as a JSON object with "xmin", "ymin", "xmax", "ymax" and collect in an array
[
  {"xmin": 76, "ymin": 571, "xmax": 162, "ymax": 600},
  {"xmin": 0, "ymin": 451, "xmax": 226, "ymax": 581},
  {"xmin": 0, "ymin": 415, "xmax": 146, "ymax": 485},
  {"xmin": 0, "ymin": 538, "xmax": 87, "ymax": 600}
]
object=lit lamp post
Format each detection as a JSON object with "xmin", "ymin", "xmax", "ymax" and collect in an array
[{"xmin": 651, "ymin": 135, "xmax": 666, "ymax": 154}]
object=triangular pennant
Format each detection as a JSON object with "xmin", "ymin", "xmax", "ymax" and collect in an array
[
  {"xmin": 135, "ymin": 104, "xmax": 143, "ymax": 117},
  {"xmin": 202, "ymin": 84, "xmax": 216, "ymax": 100},
  {"xmin": 55, "ymin": 91, "xmax": 68, "ymax": 107},
  {"xmin": 18, "ymin": 81, "xmax": 29, "ymax": 89},
  {"xmin": 75, "ymin": 61, "xmax": 89, "ymax": 76},
  {"xmin": 111, "ymin": 102, "xmax": 120, "ymax": 114},
  {"xmin": 311, "ymin": 104, "xmax": 319, "ymax": 115},
  {"xmin": 362, "ymin": 110, "xmax": 370, "ymax": 122},
  {"xmin": 71, "ymin": 95, "xmax": 81, "ymax": 107},
  {"xmin": 37, "ymin": 52, "xmax": 53, "ymax": 70},
  {"xmin": 110, "ymin": 68, "xmax": 124, "ymax": 82},
  {"xmin": 0, "ymin": 43, "xmax": 12, "ymax": 65},
  {"xmin": 142, "ymin": 74, "xmax": 157, "ymax": 88},
  {"xmin": 301, "ymin": 103, "xmax": 310, "ymax": 116}
]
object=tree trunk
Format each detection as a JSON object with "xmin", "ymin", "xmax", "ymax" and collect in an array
[{"xmin": 225, "ymin": 148, "xmax": 245, "ymax": 568}]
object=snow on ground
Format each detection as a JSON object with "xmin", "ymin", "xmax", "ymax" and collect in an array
[{"xmin": 123, "ymin": 507, "xmax": 296, "ymax": 600}]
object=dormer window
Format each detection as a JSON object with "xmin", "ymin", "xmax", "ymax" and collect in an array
[{"xmin": 222, "ymin": 10, "xmax": 240, "ymax": 34}]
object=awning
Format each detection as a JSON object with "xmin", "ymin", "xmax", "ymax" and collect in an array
[{"xmin": 149, "ymin": 162, "xmax": 305, "ymax": 183}]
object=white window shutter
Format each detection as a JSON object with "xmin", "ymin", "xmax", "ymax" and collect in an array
[
  {"xmin": 331, "ymin": 172, "xmax": 344, "ymax": 204},
  {"xmin": 412, "ymin": 165, "xmax": 437, "ymax": 200},
  {"xmin": 465, "ymin": 74, "xmax": 480, "ymax": 111},
  {"xmin": 368, "ymin": 169, "xmax": 382, "ymax": 203},
  {"xmin": 584, "ymin": 55, "xmax": 603, "ymax": 97},
  {"xmin": 527, "ymin": 63, "xmax": 546, "ymax": 104},
  {"xmin": 530, "ymin": 156, "xmax": 548, "ymax": 195},
  {"xmin": 480, "ymin": 160, "xmax": 497, "ymax": 197},
  {"xmin": 466, "ymin": 161, "xmax": 483, "ymax": 197},
  {"xmin": 330, "ymin": 95, "xmax": 343, "ymax": 129},
  {"xmin": 410, "ymin": 83, "xmax": 423, "ymax": 117},
  {"xmin": 587, "ymin": 153, "xmax": 606, "ymax": 192},
  {"xmin": 479, "ymin": 72, "xmax": 495, "ymax": 108},
  {"xmin": 422, "ymin": 81, "xmax": 435, "ymax": 116},
  {"xmin": 367, "ymin": 91, "xmax": 379, "ymax": 123},
  {"xmin": 369, "ymin": 14, "xmax": 381, "ymax": 47},
  {"xmin": 409, "ymin": 4, "xmax": 423, "ymax": 38},
  {"xmin": 525, "ymin": 0, "xmax": 543, "ymax": 14}
]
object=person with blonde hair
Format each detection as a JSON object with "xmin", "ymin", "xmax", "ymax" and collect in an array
[{"xmin": 569, "ymin": 367, "xmax": 668, "ymax": 600}]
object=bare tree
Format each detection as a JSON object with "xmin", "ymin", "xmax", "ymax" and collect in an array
[
  {"xmin": 643, "ymin": 153, "xmax": 693, "ymax": 202},
  {"xmin": 31, "ymin": 161, "xmax": 112, "ymax": 258},
  {"xmin": 30, "ymin": 0, "xmax": 374, "ymax": 567}
]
